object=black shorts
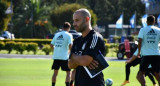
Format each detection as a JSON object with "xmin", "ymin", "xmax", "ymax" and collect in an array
[
  {"xmin": 130, "ymin": 58, "xmax": 142, "ymax": 67},
  {"xmin": 140, "ymin": 55, "xmax": 160, "ymax": 73},
  {"xmin": 51, "ymin": 59, "xmax": 70, "ymax": 71}
]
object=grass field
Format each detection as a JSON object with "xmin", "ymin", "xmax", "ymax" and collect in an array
[{"xmin": 0, "ymin": 58, "xmax": 156, "ymax": 86}]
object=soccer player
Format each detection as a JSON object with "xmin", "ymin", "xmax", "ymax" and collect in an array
[
  {"xmin": 137, "ymin": 15, "xmax": 160, "ymax": 86},
  {"xmin": 121, "ymin": 49, "xmax": 157, "ymax": 86},
  {"xmin": 68, "ymin": 8, "xmax": 106, "ymax": 86},
  {"xmin": 50, "ymin": 22, "xmax": 73, "ymax": 86}
]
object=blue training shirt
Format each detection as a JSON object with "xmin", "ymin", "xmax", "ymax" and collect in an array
[
  {"xmin": 51, "ymin": 31, "xmax": 73, "ymax": 60},
  {"xmin": 138, "ymin": 25, "xmax": 160, "ymax": 56}
]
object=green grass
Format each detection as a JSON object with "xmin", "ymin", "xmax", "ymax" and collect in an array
[{"xmin": 0, "ymin": 58, "xmax": 156, "ymax": 86}]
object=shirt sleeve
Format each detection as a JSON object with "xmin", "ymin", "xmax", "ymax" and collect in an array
[
  {"xmin": 51, "ymin": 35, "xmax": 56, "ymax": 45},
  {"xmin": 138, "ymin": 28, "xmax": 144, "ymax": 39},
  {"xmin": 133, "ymin": 49, "xmax": 138, "ymax": 56},
  {"xmin": 69, "ymin": 38, "xmax": 77, "ymax": 59},
  {"xmin": 83, "ymin": 35, "xmax": 105, "ymax": 59},
  {"xmin": 68, "ymin": 34, "xmax": 73, "ymax": 45}
]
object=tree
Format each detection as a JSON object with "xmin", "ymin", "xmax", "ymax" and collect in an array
[
  {"xmin": 3, "ymin": 0, "xmax": 145, "ymax": 38},
  {"xmin": 85, "ymin": 0, "xmax": 145, "ymax": 24},
  {"xmin": 108, "ymin": 0, "xmax": 145, "ymax": 24},
  {"xmin": 50, "ymin": 3, "xmax": 97, "ymax": 29},
  {"xmin": 12, "ymin": 0, "xmax": 54, "ymax": 38},
  {"xmin": 0, "ymin": 0, "xmax": 11, "ymax": 33}
]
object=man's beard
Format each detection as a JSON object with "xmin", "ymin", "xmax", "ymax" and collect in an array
[{"xmin": 76, "ymin": 21, "xmax": 87, "ymax": 33}]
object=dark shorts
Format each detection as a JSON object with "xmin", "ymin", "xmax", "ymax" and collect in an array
[
  {"xmin": 51, "ymin": 59, "xmax": 70, "ymax": 71},
  {"xmin": 137, "ymin": 68, "xmax": 155, "ymax": 76},
  {"xmin": 140, "ymin": 55, "xmax": 160, "ymax": 73},
  {"xmin": 130, "ymin": 58, "xmax": 142, "ymax": 67}
]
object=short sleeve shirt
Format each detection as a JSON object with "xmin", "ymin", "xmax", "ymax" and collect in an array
[
  {"xmin": 138, "ymin": 25, "xmax": 160, "ymax": 56},
  {"xmin": 51, "ymin": 31, "xmax": 73, "ymax": 60},
  {"xmin": 71, "ymin": 30, "xmax": 106, "ymax": 86},
  {"xmin": 133, "ymin": 49, "xmax": 138, "ymax": 56}
]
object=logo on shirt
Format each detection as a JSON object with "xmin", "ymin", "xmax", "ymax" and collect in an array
[
  {"xmin": 82, "ymin": 41, "xmax": 87, "ymax": 50},
  {"xmin": 57, "ymin": 35, "xmax": 64, "ymax": 40},
  {"xmin": 147, "ymin": 29, "xmax": 157, "ymax": 43},
  {"xmin": 147, "ymin": 29, "xmax": 156, "ymax": 35}
]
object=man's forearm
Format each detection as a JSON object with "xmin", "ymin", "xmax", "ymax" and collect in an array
[
  {"xmin": 138, "ymin": 38, "xmax": 142, "ymax": 56},
  {"xmin": 68, "ymin": 59, "xmax": 78, "ymax": 69},
  {"xmin": 72, "ymin": 54, "xmax": 93, "ymax": 66},
  {"xmin": 69, "ymin": 53, "xmax": 93, "ymax": 67},
  {"xmin": 128, "ymin": 55, "xmax": 137, "ymax": 63}
]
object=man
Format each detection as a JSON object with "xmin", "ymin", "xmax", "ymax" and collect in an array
[
  {"xmin": 121, "ymin": 49, "xmax": 157, "ymax": 86},
  {"xmin": 137, "ymin": 15, "xmax": 160, "ymax": 86},
  {"xmin": 50, "ymin": 22, "xmax": 73, "ymax": 86},
  {"xmin": 68, "ymin": 8, "xmax": 106, "ymax": 86}
]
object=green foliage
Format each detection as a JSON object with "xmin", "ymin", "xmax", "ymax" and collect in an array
[
  {"xmin": 4, "ymin": 41, "xmax": 16, "ymax": 54},
  {"xmin": 110, "ymin": 43, "xmax": 119, "ymax": 53},
  {"xmin": 0, "ymin": 42, "xmax": 5, "ymax": 50},
  {"xmin": 113, "ymin": 36, "xmax": 121, "ymax": 40},
  {"xmin": 0, "ymin": 39, "xmax": 52, "ymax": 47},
  {"xmin": 42, "ymin": 44, "xmax": 52, "ymax": 55},
  {"xmin": 26, "ymin": 43, "xmax": 38, "ymax": 54},
  {"xmin": 1, "ymin": 0, "xmax": 145, "ymax": 38},
  {"xmin": 12, "ymin": 0, "xmax": 54, "ymax": 38},
  {"xmin": 50, "ymin": 3, "xmax": 97, "ymax": 28},
  {"xmin": 14, "ymin": 42, "xmax": 27, "ymax": 54},
  {"xmin": 0, "ymin": 0, "xmax": 11, "ymax": 32},
  {"xmin": 3, "ymin": 0, "xmax": 145, "ymax": 38},
  {"xmin": 105, "ymin": 43, "xmax": 111, "ymax": 55}
]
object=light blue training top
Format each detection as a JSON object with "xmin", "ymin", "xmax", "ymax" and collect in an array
[
  {"xmin": 133, "ymin": 49, "xmax": 138, "ymax": 56},
  {"xmin": 51, "ymin": 31, "xmax": 73, "ymax": 60},
  {"xmin": 138, "ymin": 25, "xmax": 160, "ymax": 56}
]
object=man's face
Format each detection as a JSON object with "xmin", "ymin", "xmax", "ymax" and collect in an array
[{"xmin": 73, "ymin": 12, "xmax": 87, "ymax": 32}]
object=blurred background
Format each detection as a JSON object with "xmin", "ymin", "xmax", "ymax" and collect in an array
[
  {"xmin": 0, "ymin": 0, "xmax": 159, "ymax": 39},
  {"xmin": 0, "ymin": 0, "xmax": 160, "ymax": 59}
]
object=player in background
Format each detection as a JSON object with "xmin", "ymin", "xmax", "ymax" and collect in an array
[
  {"xmin": 51, "ymin": 22, "xmax": 73, "ymax": 86},
  {"xmin": 121, "ymin": 49, "xmax": 157, "ymax": 86},
  {"xmin": 137, "ymin": 15, "xmax": 160, "ymax": 86}
]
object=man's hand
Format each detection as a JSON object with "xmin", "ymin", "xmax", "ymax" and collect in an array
[
  {"xmin": 137, "ymin": 53, "xmax": 141, "ymax": 58},
  {"xmin": 87, "ymin": 60, "xmax": 99, "ymax": 69},
  {"xmin": 125, "ymin": 59, "xmax": 131, "ymax": 64},
  {"xmin": 68, "ymin": 59, "xmax": 78, "ymax": 69},
  {"xmin": 68, "ymin": 53, "xmax": 78, "ymax": 69}
]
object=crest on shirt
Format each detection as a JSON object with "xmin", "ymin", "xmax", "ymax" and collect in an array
[{"xmin": 82, "ymin": 41, "xmax": 87, "ymax": 50}]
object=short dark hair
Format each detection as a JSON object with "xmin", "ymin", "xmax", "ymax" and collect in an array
[
  {"xmin": 147, "ymin": 15, "xmax": 155, "ymax": 23},
  {"xmin": 63, "ymin": 22, "xmax": 71, "ymax": 29}
]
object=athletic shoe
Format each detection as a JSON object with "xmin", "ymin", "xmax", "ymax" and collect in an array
[
  {"xmin": 153, "ymin": 84, "xmax": 157, "ymax": 86},
  {"xmin": 121, "ymin": 80, "xmax": 130, "ymax": 86},
  {"xmin": 70, "ymin": 84, "xmax": 74, "ymax": 86}
]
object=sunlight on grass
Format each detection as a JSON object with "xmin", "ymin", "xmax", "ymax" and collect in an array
[{"xmin": 0, "ymin": 58, "xmax": 156, "ymax": 86}]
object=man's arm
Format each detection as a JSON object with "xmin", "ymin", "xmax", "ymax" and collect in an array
[
  {"xmin": 68, "ymin": 59, "xmax": 78, "ymax": 69},
  {"xmin": 126, "ymin": 55, "xmax": 137, "ymax": 64},
  {"xmin": 50, "ymin": 44, "xmax": 54, "ymax": 50},
  {"xmin": 68, "ymin": 44, "xmax": 72, "ymax": 54},
  {"xmin": 138, "ymin": 38, "xmax": 142, "ymax": 56},
  {"xmin": 68, "ymin": 53, "xmax": 93, "ymax": 69}
]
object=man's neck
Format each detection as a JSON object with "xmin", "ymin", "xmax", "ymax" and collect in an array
[
  {"xmin": 63, "ymin": 29, "xmax": 69, "ymax": 32},
  {"xmin": 82, "ymin": 26, "xmax": 92, "ymax": 37}
]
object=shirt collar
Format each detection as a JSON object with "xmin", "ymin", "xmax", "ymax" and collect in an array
[{"xmin": 82, "ymin": 30, "xmax": 94, "ymax": 39}]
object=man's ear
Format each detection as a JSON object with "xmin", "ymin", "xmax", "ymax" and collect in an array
[{"xmin": 86, "ymin": 16, "xmax": 90, "ymax": 22}]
